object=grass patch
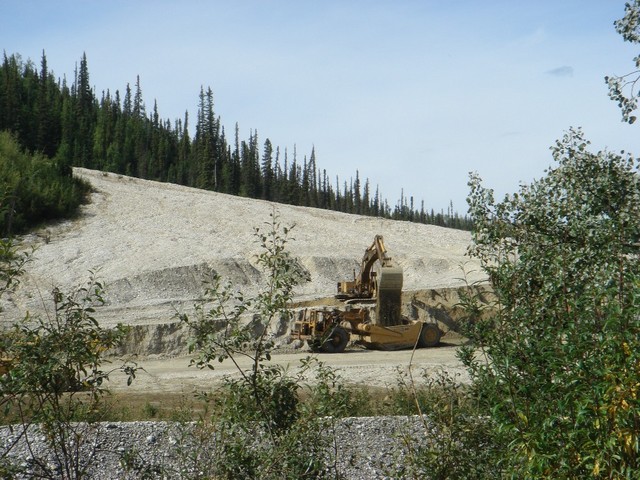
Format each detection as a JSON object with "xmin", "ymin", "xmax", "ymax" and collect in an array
[
  {"xmin": 0, "ymin": 392, "xmax": 207, "ymax": 425},
  {"xmin": 1, "ymin": 382, "xmax": 475, "ymax": 425},
  {"xmin": 98, "ymin": 392, "xmax": 209, "ymax": 422}
]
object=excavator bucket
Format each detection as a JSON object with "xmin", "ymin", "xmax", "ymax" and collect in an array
[{"xmin": 375, "ymin": 265, "xmax": 403, "ymax": 326}]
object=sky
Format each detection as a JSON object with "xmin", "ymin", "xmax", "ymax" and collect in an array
[{"xmin": 2, "ymin": 1, "xmax": 639, "ymax": 213}]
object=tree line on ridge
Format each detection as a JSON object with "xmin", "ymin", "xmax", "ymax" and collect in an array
[{"xmin": 0, "ymin": 51, "xmax": 472, "ymax": 232}]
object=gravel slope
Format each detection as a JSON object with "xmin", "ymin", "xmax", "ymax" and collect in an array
[{"xmin": 4, "ymin": 168, "xmax": 485, "ymax": 332}]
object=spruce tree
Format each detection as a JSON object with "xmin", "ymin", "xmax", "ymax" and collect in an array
[{"xmin": 261, "ymin": 138, "xmax": 274, "ymax": 200}]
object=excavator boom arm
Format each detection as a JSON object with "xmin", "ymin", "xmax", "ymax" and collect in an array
[{"xmin": 336, "ymin": 235, "xmax": 403, "ymax": 326}]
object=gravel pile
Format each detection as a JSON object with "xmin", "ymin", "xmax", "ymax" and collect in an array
[{"xmin": 1, "ymin": 417, "xmax": 431, "ymax": 479}]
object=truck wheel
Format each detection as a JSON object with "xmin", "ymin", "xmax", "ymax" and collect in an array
[
  {"xmin": 418, "ymin": 323, "xmax": 441, "ymax": 348},
  {"xmin": 307, "ymin": 338, "xmax": 322, "ymax": 352},
  {"xmin": 321, "ymin": 326, "xmax": 349, "ymax": 353}
]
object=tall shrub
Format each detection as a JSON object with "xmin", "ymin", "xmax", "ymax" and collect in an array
[
  {"xmin": 462, "ymin": 127, "xmax": 640, "ymax": 478},
  {"xmin": 179, "ymin": 212, "xmax": 352, "ymax": 479},
  {"xmin": 0, "ymin": 274, "xmax": 138, "ymax": 479}
]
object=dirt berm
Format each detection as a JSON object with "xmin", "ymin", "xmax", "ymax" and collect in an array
[{"xmin": 2, "ymin": 168, "xmax": 487, "ymax": 359}]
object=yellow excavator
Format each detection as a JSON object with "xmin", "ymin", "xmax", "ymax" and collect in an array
[{"xmin": 291, "ymin": 235, "xmax": 441, "ymax": 352}]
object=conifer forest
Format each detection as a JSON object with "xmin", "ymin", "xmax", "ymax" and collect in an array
[{"xmin": 0, "ymin": 51, "xmax": 472, "ymax": 234}]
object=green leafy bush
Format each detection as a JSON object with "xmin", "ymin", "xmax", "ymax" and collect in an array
[
  {"xmin": 388, "ymin": 369, "xmax": 500, "ymax": 480},
  {"xmin": 0, "ymin": 237, "xmax": 30, "ymax": 303},
  {"xmin": 178, "ymin": 212, "xmax": 353, "ymax": 479},
  {"xmin": 463, "ymin": 128, "xmax": 640, "ymax": 478},
  {"xmin": 0, "ymin": 274, "xmax": 138, "ymax": 479}
]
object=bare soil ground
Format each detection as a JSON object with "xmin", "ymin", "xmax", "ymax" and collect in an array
[
  {"xmin": 4, "ymin": 168, "xmax": 486, "ymax": 392},
  {"xmin": 109, "ymin": 337, "xmax": 471, "ymax": 395}
]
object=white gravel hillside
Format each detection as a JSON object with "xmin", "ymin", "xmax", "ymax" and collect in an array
[
  {"xmin": 1, "ymin": 169, "xmax": 486, "ymax": 479},
  {"xmin": 3, "ymin": 168, "xmax": 485, "ymax": 330}
]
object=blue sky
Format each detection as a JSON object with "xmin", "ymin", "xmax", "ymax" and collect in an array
[{"xmin": 2, "ymin": 1, "xmax": 639, "ymax": 213}]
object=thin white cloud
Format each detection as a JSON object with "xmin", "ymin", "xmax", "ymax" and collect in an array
[
  {"xmin": 519, "ymin": 27, "xmax": 548, "ymax": 47},
  {"xmin": 546, "ymin": 65, "xmax": 574, "ymax": 77}
]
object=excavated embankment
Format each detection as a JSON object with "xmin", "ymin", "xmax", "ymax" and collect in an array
[{"xmin": 104, "ymin": 283, "xmax": 493, "ymax": 357}]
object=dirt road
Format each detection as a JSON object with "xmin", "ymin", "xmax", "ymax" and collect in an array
[{"xmin": 110, "ymin": 337, "xmax": 470, "ymax": 394}]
